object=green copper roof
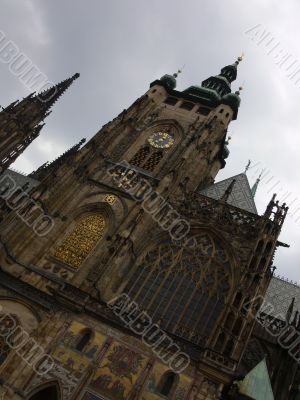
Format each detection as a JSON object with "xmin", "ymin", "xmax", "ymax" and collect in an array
[
  {"xmin": 199, "ymin": 173, "xmax": 258, "ymax": 214},
  {"xmin": 221, "ymin": 63, "xmax": 238, "ymax": 82},
  {"xmin": 221, "ymin": 92, "xmax": 241, "ymax": 119},
  {"xmin": 153, "ymin": 59, "xmax": 242, "ymax": 119},
  {"xmin": 160, "ymin": 74, "xmax": 177, "ymax": 89},
  {"xmin": 183, "ymin": 85, "xmax": 221, "ymax": 103},
  {"xmin": 202, "ymin": 75, "xmax": 231, "ymax": 96},
  {"xmin": 238, "ymin": 359, "xmax": 274, "ymax": 400},
  {"xmin": 223, "ymin": 144, "xmax": 230, "ymax": 159}
]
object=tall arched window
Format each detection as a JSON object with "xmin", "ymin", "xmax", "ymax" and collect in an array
[
  {"xmin": 129, "ymin": 129, "xmax": 175, "ymax": 173},
  {"xmin": 143, "ymin": 151, "xmax": 163, "ymax": 172},
  {"xmin": 224, "ymin": 312, "xmax": 235, "ymax": 331},
  {"xmin": 54, "ymin": 214, "xmax": 106, "ymax": 269},
  {"xmin": 75, "ymin": 329, "xmax": 93, "ymax": 352},
  {"xmin": 125, "ymin": 233, "xmax": 232, "ymax": 346},
  {"xmin": 129, "ymin": 146, "xmax": 150, "ymax": 168},
  {"xmin": 157, "ymin": 371, "xmax": 178, "ymax": 398},
  {"xmin": 215, "ymin": 332, "xmax": 226, "ymax": 352},
  {"xmin": 232, "ymin": 318, "xmax": 243, "ymax": 336},
  {"xmin": 224, "ymin": 339, "xmax": 234, "ymax": 357}
]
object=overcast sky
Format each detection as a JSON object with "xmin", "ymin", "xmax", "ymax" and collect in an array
[{"xmin": 0, "ymin": 0, "xmax": 299, "ymax": 280}]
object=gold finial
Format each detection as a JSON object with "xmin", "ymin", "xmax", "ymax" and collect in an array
[
  {"xmin": 235, "ymin": 83, "xmax": 244, "ymax": 96},
  {"xmin": 173, "ymin": 65, "xmax": 185, "ymax": 78},
  {"xmin": 236, "ymin": 52, "xmax": 244, "ymax": 64}
]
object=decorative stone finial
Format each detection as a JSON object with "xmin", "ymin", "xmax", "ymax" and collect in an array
[
  {"xmin": 235, "ymin": 53, "xmax": 244, "ymax": 65},
  {"xmin": 251, "ymin": 170, "xmax": 264, "ymax": 197},
  {"xmin": 173, "ymin": 69, "xmax": 182, "ymax": 78},
  {"xmin": 245, "ymin": 160, "xmax": 251, "ymax": 173},
  {"xmin": 235, "ymin": 85, "xmax": 243, "ymax": 96}
]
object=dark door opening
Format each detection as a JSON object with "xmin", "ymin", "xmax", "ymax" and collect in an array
[{"xmin": 29, "ymin": 386, "xmax": 59, "ymax": 400}]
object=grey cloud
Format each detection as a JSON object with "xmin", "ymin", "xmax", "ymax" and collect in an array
[{"xmin": 0, "ymin": 0, "xmax": 299, "ymax": 279}]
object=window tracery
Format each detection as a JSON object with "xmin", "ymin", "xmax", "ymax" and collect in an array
[
  {"xmin": 125, "ymin": 233, "xmax": 232, "ymax": 346},
  {"xmin": 129, "ymin": 146, "xmax": 150, "ymax": 168},
  {"xmin": 53, "ymin": 214, "xmax": 106, "ymax": 269},
  {"xmin": 142, "ymin": 150, "xmax": 163, "ymax": 171},
  {"xmin": 129, "ymin": 127, "xmax": 176, "ymax": 172}
]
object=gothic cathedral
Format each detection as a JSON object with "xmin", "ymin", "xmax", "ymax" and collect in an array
[{"xmin": 0, "ymin": 58, "xmax": 298, "ymax": 400}]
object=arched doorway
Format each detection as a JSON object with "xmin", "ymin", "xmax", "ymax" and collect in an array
[{"xmin": 28, "ymin": 385, "xmax": 59, "ymax": 400}]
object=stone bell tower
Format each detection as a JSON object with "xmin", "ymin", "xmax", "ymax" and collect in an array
[
  {"xmin": 0, "ymin": 58, "xmax": 288, "ymax": 400},
  {"xmin": 0, "ymin": 73, "xmax": 79, "ymax": 172}
]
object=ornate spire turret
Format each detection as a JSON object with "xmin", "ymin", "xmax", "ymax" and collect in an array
[
  {"xmin": 220, "ymin": 54, "xmax": 243, "ymax": 83},
  {"xmin": 245, "ymin": 160, "xmax": 251, "ymax": 173},
  {"xmin": 35, "ymin": 73, "xmax": 80, "ymax": 115},
  {"xmin": 251, "ymin": 171, "xmax": 263, "ymax": 197},
  {"xmin": 13, "ymin": 72, "xmax": 80, "ymax": 127},
  {"xmin": 201, "ymin": 55, "xmax": 243, "ymax": 96},
  {"xmin": 0, "ymin": 73, "xmax": 80, "ymax": 172}
]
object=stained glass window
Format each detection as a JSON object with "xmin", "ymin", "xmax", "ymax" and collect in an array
[
  {"xmin": 124, "ymin": 233, "xmax": 232, "ymax": 346},
  {"xmin": 143, "ymin": 151, "xmax": 163, "ymax": 172},
  {"xmin": 129, "ymin": 146, "xmax": 150, "ymax": 168},
  {"xmin": 54, "ymin": 215, "xmax": 106, "ymax": 269}
]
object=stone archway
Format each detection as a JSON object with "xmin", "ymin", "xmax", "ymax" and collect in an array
[{"xmin": 28, "ymin": 385, "xmax": 60, "ymax": 400}]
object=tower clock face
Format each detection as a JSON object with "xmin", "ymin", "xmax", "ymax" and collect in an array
[{"xmin": 147, "ymin": 132, "xmax": 174, "ymax": 149}]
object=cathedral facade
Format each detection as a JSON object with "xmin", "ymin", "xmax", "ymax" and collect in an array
[{"xmin": 0, "ymin": 59, "xmax": 298, "ymax": 400}]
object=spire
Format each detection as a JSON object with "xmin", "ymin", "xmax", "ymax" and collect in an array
[
  {"xmin": 0, "ymin": 73, "xmax": 80, "ymax": 172},
  {"xmin": 251, "ymin": 171, "xmax": 263, "ymax": 197},
  {"xmin": 36, "ymin": 72, "xmax": 80, "ymax": 113},
  {"xmin": 201, "ymin": 55, "xmax": 243, "ymax": 96},
  {"xmin": 245, "ymin": 160, "xmax": 251, "ymax": 173},
  {"xmin": 11, "ymin": 72, "xmax": 80, "ymax": 128},
  {"xmin": 220, "ymin": 54, "xmax": 243, "ymax": 83}
]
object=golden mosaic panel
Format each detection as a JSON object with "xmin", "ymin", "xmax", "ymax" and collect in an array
[
  {"xmin": 53, "ymin": 215, "xmax": 105, "ymax": 269},
  {"xmin": 90, "ymin": 342, "xmax": 147, "ymax": 400}
]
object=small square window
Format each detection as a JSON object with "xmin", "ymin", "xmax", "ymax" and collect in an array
[
  {"xmin": 197, "ymin": 107, "xmax": 211, "ymax": 116},
  {"xmin": 180, "ymin": 101, "xmax": 194, "ymax": 111},
  {"xmin": 164, "ymin": 97, "xmax": 178, "ymax": 106}
]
